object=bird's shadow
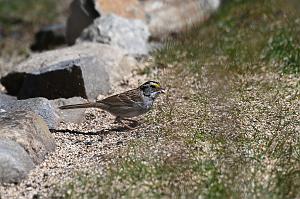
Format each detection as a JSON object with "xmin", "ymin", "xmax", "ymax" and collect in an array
[{"xmin": 50, "ymin": 123, "xmax": 138, "ymax": 136}]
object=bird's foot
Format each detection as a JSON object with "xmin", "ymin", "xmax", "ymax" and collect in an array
[
  {"xmin": 114, "ymin": 117, "xmax": 136, "ymax": 130},
  {"xmin": 123, "ymin": 118, "xmax": 139, "ymax": 125}
]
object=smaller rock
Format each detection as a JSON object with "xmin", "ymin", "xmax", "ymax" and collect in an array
[
  {"xmin": 0, "ymin": 139, "xmax": 35, "ymax": 183},
  {"xmin": 143, "ymin": 0, "xmax": 221, "ymax": 39},
  {"xmin": 0, "ymin": 111, "xmax": 56, "ymax": 165},
  {"xmin": 66, "ymin": 0, "xmax": 100, "ymax": 45},
  {"xmin": 0, "ymin": 111, "xmax": 56, "ymax": 183},
  {"xmin": 51, "ymin": 97, "xmax": 88, "ymax": 123},
  {"xmin": 79, "ymin": 14, "xmax": 150, "ymax": 55},
  {"xmin": 31, "ymin": 24, "xmax": 66, "ymax": 52},
  {"xmin": 0, "ymin": 95, "xmax": 60, "ymax": 129}
]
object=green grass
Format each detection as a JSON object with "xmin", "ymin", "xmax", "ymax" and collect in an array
[
  {"xmin": 0, "ymin": 0, "xmax": 57, "ymax": 26},
  {"xmin": 52, "ymin": 0, "xmax": 300, "ymax": 198},
  {"xmin": 263, "ymin": 29, "xmax": 300, "ymax": 74},
  {"xmin": 155, "ymin": 0, "xmax": 300, "ymax": 74}
]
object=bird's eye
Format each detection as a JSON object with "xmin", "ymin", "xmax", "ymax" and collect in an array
[{"xmin": 150, "ymin": 85, "xmax": 156, "ymax": 89}]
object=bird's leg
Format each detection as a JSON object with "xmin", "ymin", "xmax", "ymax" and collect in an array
[
  {"xmin": 115, "ymin": 117, "xmax": 134, "ymax": 130},
  {"xmin": 114, "ymin": 116, "xmax": 121, "ymax": 124},
  {"xmin": 122, "ymin": 118, "xmax": 139, "ymax": 127},
  {"xmin": 122, "ymin": 118, "xmax": 138, "ymax": 123}
]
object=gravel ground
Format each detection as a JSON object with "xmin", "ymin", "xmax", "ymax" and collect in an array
[{"xmin": 0, "ymin": 73, "xmax": 154, "ymax": 199}]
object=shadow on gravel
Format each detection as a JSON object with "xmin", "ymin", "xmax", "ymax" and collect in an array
[
  {"xmin": 50, "ymin": 129, "xmax": 102, "ymax": 136},
  {"xmin": 50, "ymin": 123, "xmax": 139, "ymax": 135}
]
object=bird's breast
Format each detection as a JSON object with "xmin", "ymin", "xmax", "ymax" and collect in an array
[{"xmin": 141, "ymin": 97, "xmax": 154, "ymax": 110}]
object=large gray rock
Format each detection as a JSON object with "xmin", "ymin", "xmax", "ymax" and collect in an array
[
  {"xmin": 0, "ymin": 111, "xmax": 56, "ymax": 165},
  {"xmin": 0, "ymin": 139, "xmax": 35, "ymax": 183},
  {"xmin": 0, "ymin": 43, "xmax": 138, "ymax": 100},
  {"xmin": 0, "ymin": 95, "xmax": 60, "ymax": 129},
  {"xmin": 79, "ymin": 14, "xmax": 150, "ymax": 55},
  {"xmin": 0, "ymin": 111, "xmax": 56, "ymax": 183}
]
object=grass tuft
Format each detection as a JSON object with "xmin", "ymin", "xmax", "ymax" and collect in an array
[{"xmin": 263, "ymin": 29, "xmax": 300, "ymax": 74}]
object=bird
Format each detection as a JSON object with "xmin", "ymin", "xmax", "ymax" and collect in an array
[{"xmin": 59, "ymin": 81, "xmax": 165, "ymax": 129}]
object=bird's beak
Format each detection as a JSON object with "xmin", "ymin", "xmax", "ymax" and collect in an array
[{"xmin": 160, "ymin": 88, "xmax": 166, "ymax": 94}]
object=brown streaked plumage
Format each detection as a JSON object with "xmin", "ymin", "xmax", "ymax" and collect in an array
[{"xmin": 59, "ymin": 81, "xmax": 165, "ymax": 129}]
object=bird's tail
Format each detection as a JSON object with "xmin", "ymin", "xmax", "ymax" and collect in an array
[{"xmin": 59, "ymin": 102, "xmax": 99, "ymax": 110}]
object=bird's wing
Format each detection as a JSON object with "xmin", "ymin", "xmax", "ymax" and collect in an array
[{"xmin": 97, "ymin": 89, "xmax": 142, "ymax": 107}]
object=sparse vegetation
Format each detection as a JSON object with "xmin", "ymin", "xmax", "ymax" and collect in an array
[
  {"xmin": 156, "ymin": 0, "xmax": 300, "ymax": 74},
  {"xmin": 51, "ymin": 0, "xmax": 300, "ymax": 198},
  {"xmin": 263, "ymin": 29, "xmax": 300, "ymax": 74}
]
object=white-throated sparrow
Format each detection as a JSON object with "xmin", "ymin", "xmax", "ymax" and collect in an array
[{"xmin": 59, "ymin": 81, "xmax": 165, "ymax": 128}]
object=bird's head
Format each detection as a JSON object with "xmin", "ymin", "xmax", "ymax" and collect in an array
[{"xmin": 139, "ymin": 80, "xmax": 165, "ymax": 98}]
